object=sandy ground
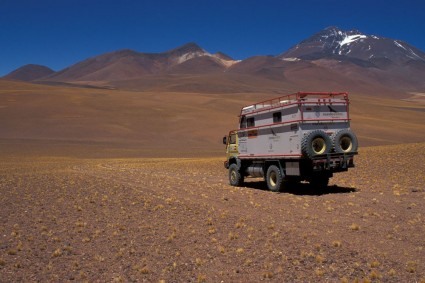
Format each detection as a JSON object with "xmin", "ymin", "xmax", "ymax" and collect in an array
[{"xmin": 0, "ymin": 143, "xmax": 424, "ymax": 282}]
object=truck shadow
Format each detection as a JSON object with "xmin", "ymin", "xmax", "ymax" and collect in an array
[
  {"xmin": 243, "ymin": 181, "xmax": 357, "ymax": 196},
  {"xmin": 284, "ymin": 184, "xmax": 358, "ymax": 196}
]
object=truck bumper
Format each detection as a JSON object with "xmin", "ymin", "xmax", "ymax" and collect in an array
[{"xmin": 312, "ymin": 152, "xmax": 357, "ymax": 172}]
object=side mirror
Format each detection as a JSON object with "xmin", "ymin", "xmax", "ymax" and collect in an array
[{"xmin": 222, "ymin": 136, "xmax": 227, "ymax": 145}]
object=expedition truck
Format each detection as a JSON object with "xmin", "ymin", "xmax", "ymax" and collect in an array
[{"xmin": 223, "ymin": 92, "xmax": 358, "ymax": 192}]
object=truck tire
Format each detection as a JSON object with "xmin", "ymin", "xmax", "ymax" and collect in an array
[
  {"xmin": 301, "ymin": 130, "xmax": 332, "ymax": 159},
  {"xmin": 332, "ymin": 129, "xmax": 358, "ymax": 153},
  {"xmin": 229, "ymin": 163, "xmax": 244, "ymax": 187},
  {"xmin": 266, "ymin": 165, "xmax": 284, "ymax": 192}
]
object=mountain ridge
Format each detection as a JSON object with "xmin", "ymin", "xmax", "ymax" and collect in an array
[
  {"xmin": 3, "ymin": 27, "xmax": 425, "ymax": 94},
  {"xmin": 37, "ymin": 42, "xmax": 239, "ymax": 82}
]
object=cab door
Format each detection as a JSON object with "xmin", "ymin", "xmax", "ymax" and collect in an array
[{"xmin": 226, "ymin": 131, "xmax": 239, "ymax": 159}]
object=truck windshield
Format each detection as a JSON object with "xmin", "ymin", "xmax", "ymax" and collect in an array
[{"xmin": 229, "ymin": 133, "xmax": 236, "ymax": 144}]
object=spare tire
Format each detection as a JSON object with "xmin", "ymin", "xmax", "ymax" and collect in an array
[
  {"xmin": 301, "ymin": 130, "xmax": 332, "ymax": 159},
  {"xmin": 331, "ymin": 129, "xmax": 358, "ymax": 153}
]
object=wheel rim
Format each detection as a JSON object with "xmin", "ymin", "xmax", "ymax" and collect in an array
[
  {"xmin": 230, "ymin": 170, "xmax": 237, "ymax": 183},
  {"xmin": 269, "ymin": 171, "xmax": 277, "ymax": 187},
  {"xmin": 340, "ymin": 136, "xmax": 353, "ymax": 152},
  {"xmin": 312, "ymin": 137, "xmax": 326, "ymax": 154}
]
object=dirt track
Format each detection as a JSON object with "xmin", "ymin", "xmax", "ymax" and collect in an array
[{"xmin": 1, "ymin": 143, "xmax": 425, "ymax": 282}]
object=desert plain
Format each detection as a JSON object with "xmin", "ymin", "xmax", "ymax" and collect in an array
[{"xmin": 0, "ymin": 79, "xmax": 425, "ymax": 282}]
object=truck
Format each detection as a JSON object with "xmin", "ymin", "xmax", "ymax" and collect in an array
[{"xmin": 223, "ymin": 92, "xmax": 358, "ymax": 192}]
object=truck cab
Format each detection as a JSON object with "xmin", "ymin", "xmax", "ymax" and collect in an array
[{"xmin": 223, "ymin": 130, "xmax": 238, "ymax": 169}]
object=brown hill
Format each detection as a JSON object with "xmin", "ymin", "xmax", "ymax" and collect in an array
[
  {"xmin": 4, "ymin": 64, "xmax": 55, "ymax": 81},
  {"xmin": 41, "ymin": 43, "xmax": 238, "ymax": 83},
  {"xmin": 45, "ymin": 49, "xmax": 162, "ymax": 82}
]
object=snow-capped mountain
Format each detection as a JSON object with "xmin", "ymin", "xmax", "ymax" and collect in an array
[{"xmin": 279, "ymin": 26, "xmax": 425, "ymax": 66}]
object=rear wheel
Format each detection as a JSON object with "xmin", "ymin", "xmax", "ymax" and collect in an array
[
  {"xmin": 266, "ymin": 165, "xmax": 284, "ymax": 192},
  {"xmin": 229, "ymin": 163, "xmax": 244, "ymax": 186}
]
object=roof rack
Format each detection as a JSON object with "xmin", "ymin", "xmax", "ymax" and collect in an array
[{"xmin": 240, "ymin": 92, "xmax": 349, "ymax": 116}]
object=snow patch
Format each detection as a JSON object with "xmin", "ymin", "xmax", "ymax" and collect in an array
[
  {"xmin": 212, "ymin": 55, "xmax": 240, "ymax": 67},
  {"xmin": 282, "ymin": 57, "xmax": 300, "ymax": 62},
  {"xmin": 407, "ymin": 48, "xmax": 423, "ymax": 60},
  {"xmin": 339, "ymin": 34, "xmax": 367, "ymax": 46},
  {"xmin": 175, "ymin": 51, "xmax": 208, "ymax": 64},
  {"xmin": 394, "ymin": 40, "xmax": 407, "ymax": 51},
  {"xmin": 173, "ymin": 51, "xmax": 239, "ymax": 67}
]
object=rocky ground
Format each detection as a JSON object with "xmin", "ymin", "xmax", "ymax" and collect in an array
[{"xmin": 1, "ymin": 143, "xmax": 424, "ymax": 282}]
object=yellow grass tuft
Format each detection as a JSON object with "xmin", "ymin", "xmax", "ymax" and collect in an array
[
  {"xmin": 406, "ymin": 261, "xmax": 417, "ymax": 273},
  {"xmin": 388, "ymin": 268, "xmax": 396, "ymax": 276},
  {"xmin": 316, "ymin": 254, "xmax": 325, "ymax": 264},
  {"xmin": 52, "ymin": 248, "xmax": 62, "ymax": 257},
  {"xmin": 349, "ymin": 223, "xmax": 360, "ymax": 231},
  {"xmin": 195, "ymin": 258, "xmax": 203, "ymax": 266},
  {"xmin": 369, "ymin": 270, "xmax": 381, "ymax": 280},
  {"xmin": 228, "ymin": 232, "xmax": 238, "ymax": 240},
  {"xmin": 315, "ymin": 268, "xmax": 325, "ymax": 277},
  {"xmin": 197, "ymin": 274, "xmax": 207, "ymax": 283}
]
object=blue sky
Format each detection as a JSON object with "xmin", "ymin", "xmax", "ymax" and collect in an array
[{"xmin": 1, "ymin": 0, "xmax": 424, "ymax": 76}]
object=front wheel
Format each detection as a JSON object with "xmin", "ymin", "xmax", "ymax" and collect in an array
[
  {"xmin": 229, "ymin": 163, "xmax": 244, "ymax": 186},
  {"xmin": 266, "ymin": 165, "xmax": 284, "ymax": 192}
]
